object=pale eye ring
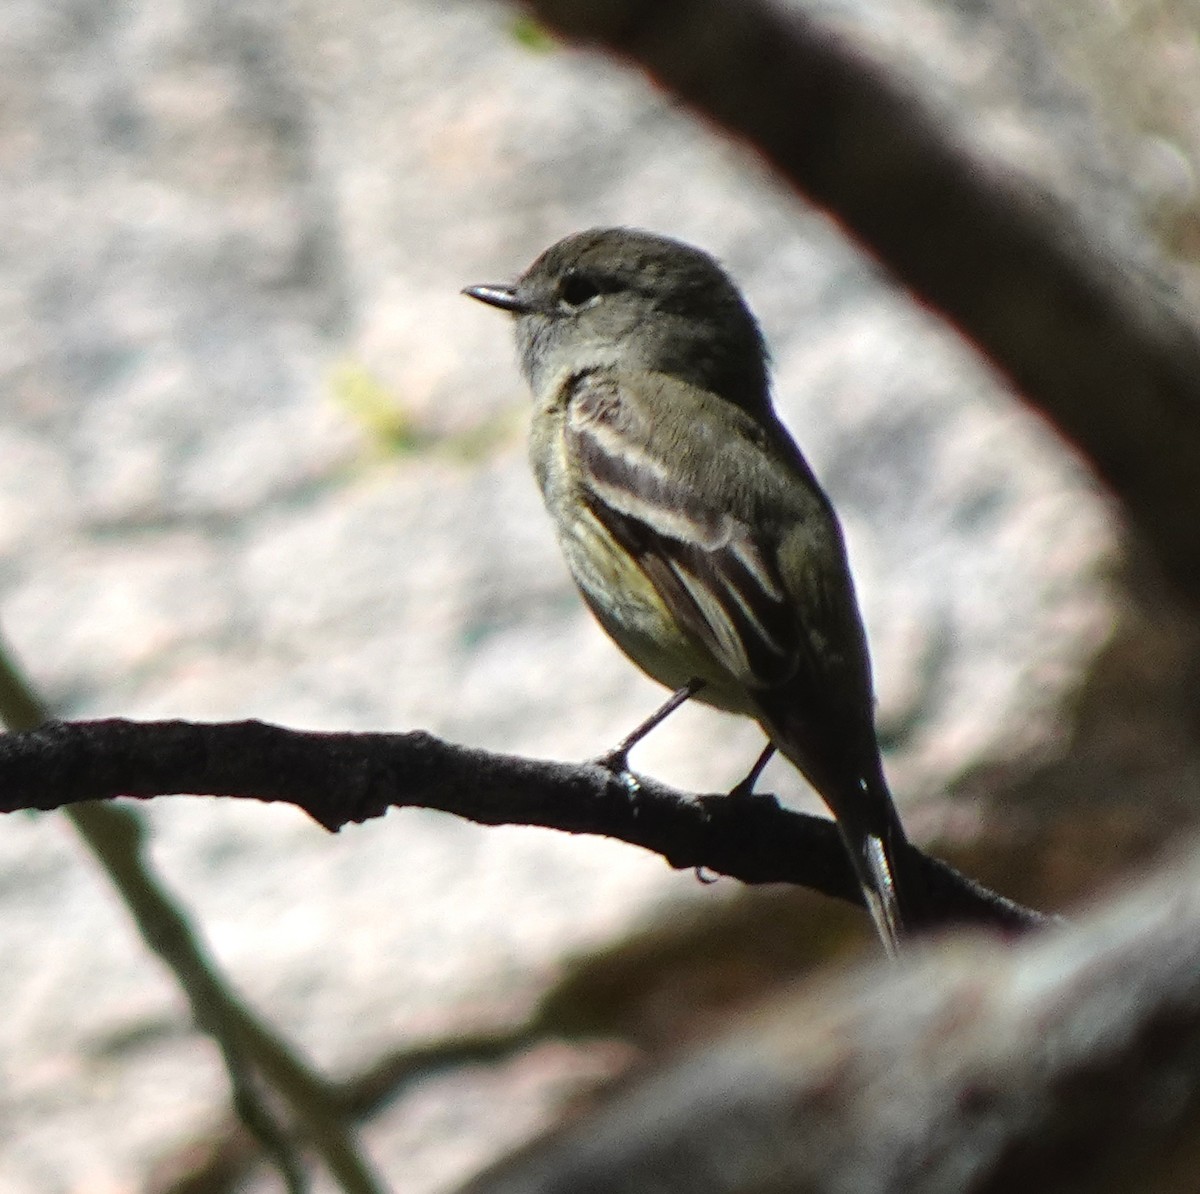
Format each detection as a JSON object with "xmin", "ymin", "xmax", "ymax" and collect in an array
[{"xmin": 559, "ymin": 271, "xmax": 602, "ymax": 309}]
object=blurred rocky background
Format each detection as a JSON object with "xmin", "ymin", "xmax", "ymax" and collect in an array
[{"xmin": 0, "ymin": 0, "xmax": 1197, "ymax": 1190}]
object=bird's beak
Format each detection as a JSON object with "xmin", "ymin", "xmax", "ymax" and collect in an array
[{"xmin": 462, "ymin": 283, "xmax": 533, "ymax": 313}]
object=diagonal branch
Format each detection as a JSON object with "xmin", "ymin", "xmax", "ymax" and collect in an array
[
  {"xmin": 516, "ymin": 0, "xmax": 1200, "ymax": 602},
  {"xmin": 0, "ymin": 667, "xmax": 387, "ymax": 1194},
  {"xmin": 0, "ymin": 718, "xmax": 1047, "ymax": 933}
]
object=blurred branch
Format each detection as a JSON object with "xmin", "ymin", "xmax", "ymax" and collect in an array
[
  {"xmin": 0, "ymin": 660, "xmax": 386, "ymax": 1194},
  {"xmin": 154, "ymin": 1025, "xmax": 539, "ymax": 1194},
  {"xmin": 516, "ymin": 0, "xmax": 1200, "ymax": 602},
  {"xmin": 455, "ymin": 849, "xmax": 1200, "ymax": 1194},
  {"xmin": 0, "ymin": 717, "xmax": 1048, "ymax": 935},
  {"xmin": 66, "ymin": 805, "xmax": 386, "ymax": 1194}
]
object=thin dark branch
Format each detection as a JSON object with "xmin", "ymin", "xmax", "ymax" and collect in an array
[
  {"xmin": 518, "ymin": 0, "xmax": 1200, "ymax": 603},
  {"xmin": 0, "ymin": 718, "xmax": 1047, "ymax": 933}
]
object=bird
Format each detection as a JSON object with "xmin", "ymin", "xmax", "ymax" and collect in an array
[{"xmin": 464, "ymin": 227, "xmax": 925, "ymax": 954}]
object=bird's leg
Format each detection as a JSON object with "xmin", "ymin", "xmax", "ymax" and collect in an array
[
  {"xmin": 727, "ymin": 742, "xmax": 776, "ymax": 799},
  {"xmin": 595, "ymin": 678, "xmax": 706, "ymax": 776}
]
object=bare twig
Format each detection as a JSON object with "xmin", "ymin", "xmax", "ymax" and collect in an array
[{"xmin": 0, "ymin": 717, "xmax": 1048, "ymax": 934}]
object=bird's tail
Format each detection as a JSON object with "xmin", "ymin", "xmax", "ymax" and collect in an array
[
  {"xmin": 768, "ymin": 729, "xmax": 923, "ymax": 954},
  {"xmin": 755, "ymin": 697, "xmax": 926, "ymax": 953},
  {"xmin": 832, "ymin": 791, "xmax": 919, "ymax": 958}
]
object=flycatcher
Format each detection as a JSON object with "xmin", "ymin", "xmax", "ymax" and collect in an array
[{"xmin": 465, "ymin": 228, "xmax": 924, "ymax": 954}]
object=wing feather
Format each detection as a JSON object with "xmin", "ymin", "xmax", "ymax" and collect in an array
[{"xmin": 566, "ymin": 371, "xmax": 807, "ymax": 690}]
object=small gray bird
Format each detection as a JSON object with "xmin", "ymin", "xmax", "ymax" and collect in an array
[{"xmin": 465, "ymin": 227, "xmax": 924, "ymax": 954}]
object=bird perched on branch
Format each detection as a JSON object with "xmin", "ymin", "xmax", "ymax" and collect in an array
[{"xmin": 465, "ymin": 227, "xmax": 925, "ymax": 954}]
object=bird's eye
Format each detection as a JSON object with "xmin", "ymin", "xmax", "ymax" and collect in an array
[{"xmin": 559, "ymin": 271, "xmax": 602, "ymax": 309}]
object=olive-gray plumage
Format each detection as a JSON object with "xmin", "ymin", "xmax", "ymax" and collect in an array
[{"xmin": 465, "ymin": 227, "xmax": 923, "ymax": 953}]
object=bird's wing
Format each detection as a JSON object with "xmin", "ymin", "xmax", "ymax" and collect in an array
[{"xmin": 564, "ymin": 369, "xmax": 841, "ymax": 694}]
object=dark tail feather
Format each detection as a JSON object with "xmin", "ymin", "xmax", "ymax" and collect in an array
[
  {"xmin": 758, "ymin": 702, "xmax": 925, "ymax": 954},
  {"xmin": 834, "ymin": 779, "xmax": 926, "ymax": 956},
  {"xmin": 838, "ymin": 819, "xmax": 907, "ymax": 957}
]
